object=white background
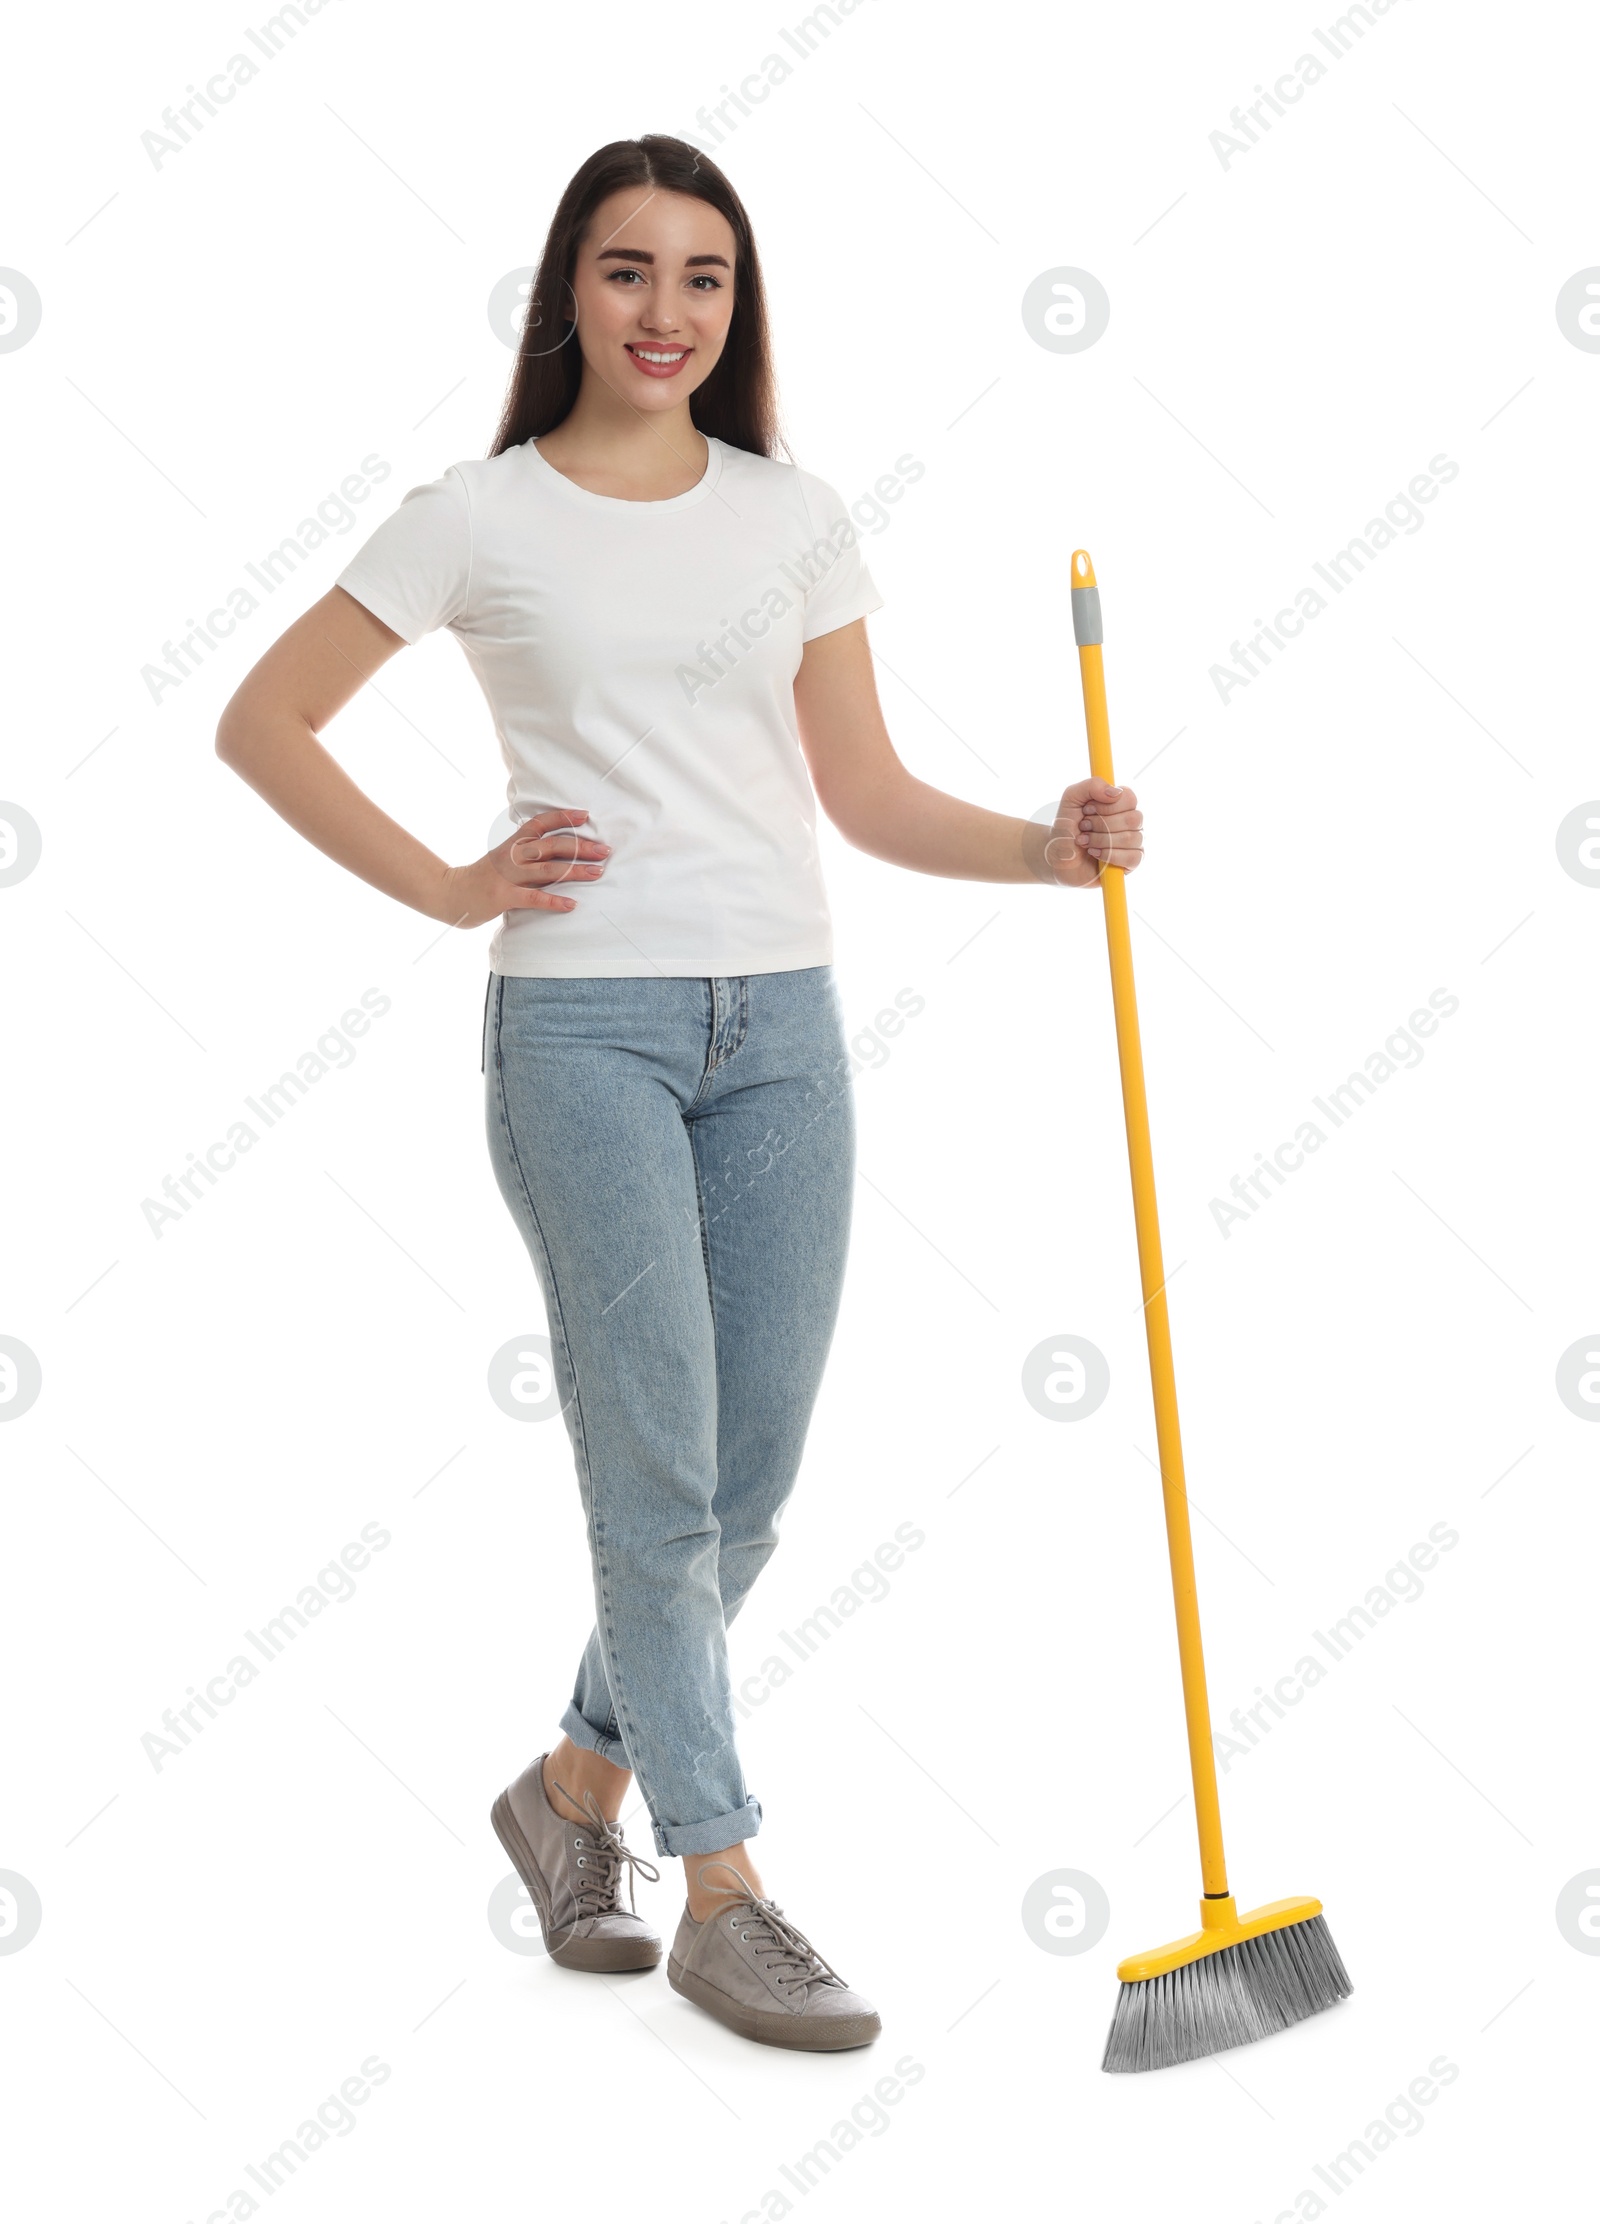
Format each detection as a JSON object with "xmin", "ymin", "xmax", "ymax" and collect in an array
[{"xmin": 2, "ymin": 0, "xmax": 1595, "ymax": 2217}]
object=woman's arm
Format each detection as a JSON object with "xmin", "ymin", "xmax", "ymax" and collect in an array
[
  {"xmin": 792, "ymin": 617, "xmax": 1143, "ymax": 888},
  {"xmin": 214, "ymin": 587, "xmax": 610, "ymax": 926}
]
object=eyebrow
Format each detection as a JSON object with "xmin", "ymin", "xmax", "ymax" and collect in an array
[{"xmin": 595, "ymin": 247, "xmax": 731, "ymax": 269}]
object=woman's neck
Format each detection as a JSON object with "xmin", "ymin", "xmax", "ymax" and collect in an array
[{"xmin": 535, "ymin": 383, "xmax": 708, "ymax": 501}]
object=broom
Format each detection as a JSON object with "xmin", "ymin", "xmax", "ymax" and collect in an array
[{"xmin": 1068, "ymin": 549, "xmax": 1353, "ymax": 2073}]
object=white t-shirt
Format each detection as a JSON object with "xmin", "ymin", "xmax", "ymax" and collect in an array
[{"xmin": 334, "ymin": 434, "xmax": 883, "ymax": 976}]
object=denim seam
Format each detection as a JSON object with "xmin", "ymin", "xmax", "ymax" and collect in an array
[
  {"xmin": 687, "ymin": 1120, "xmax": 722, "ymax": 1357},
  {"xmin": 688, "ymin": 976, "xmax": 719, "ymax": 1109},
  {"xmin": 490, "ymin": 980, "xmax": 649, "ymax": 1811},
  {"xmin": 687, "ymin": 1110, "xmax": 750, "ymax": 1832},
  {"xmin": 715, "ymin": 975, "xmax": 750, "ymax": 1070},
  {"xmin": 699, "ymin": 976, "xmax": 750, "ymax": 1085}
]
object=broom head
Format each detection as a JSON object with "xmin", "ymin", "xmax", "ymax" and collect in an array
[{"xmin": 1102, "ymin": 1894, "xmax": 1351, "ymax": 2073}]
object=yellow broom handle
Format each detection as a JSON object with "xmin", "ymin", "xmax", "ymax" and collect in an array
[{"xmin": 1071, "ymin": 551, "xmax": 1229, "ymax": 1899}]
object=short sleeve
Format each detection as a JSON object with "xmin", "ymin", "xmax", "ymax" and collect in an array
[
  {"xmin": 795, "ymin": 475, "xmax": 886, "ymax": 643},
  {"xmin": 334, "ymin": 466, "xmax": 473, "ymax": 644}
]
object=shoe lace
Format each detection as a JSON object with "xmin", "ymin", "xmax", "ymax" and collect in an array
[
  {"xmin": 694, "ymin": 1859, "xmax": 845, "ymax": 2000},
  {"xmin": 553, "ymin": 1781, "xmax": 660, "ymax": 1922}
]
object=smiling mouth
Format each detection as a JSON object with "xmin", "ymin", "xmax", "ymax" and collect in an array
[{"xmin": 625, "ymin": 343, "xmax": 692, "ymax": 377}]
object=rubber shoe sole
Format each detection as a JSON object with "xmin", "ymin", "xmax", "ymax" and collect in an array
[
  {"xmin": 490, "ymin": 1791, "xmax": 662, "ymax": 1972},
  {"xmin": 668, "ymin": 1954, "xmax": 881, "ymax": 2049}
]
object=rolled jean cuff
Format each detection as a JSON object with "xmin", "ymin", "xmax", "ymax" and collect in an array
[
  {"xmin": 558, "ymin": 1701, "xmax": 631, "ymax": 1771},
  {"xmin": 653, "ymin": 1794, "xmax": 763, "ymax": 1860}
]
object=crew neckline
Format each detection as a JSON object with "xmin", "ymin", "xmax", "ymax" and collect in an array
[{"xmin": 523, "ymin": 432, "xmax": 725, "ymax": 512}]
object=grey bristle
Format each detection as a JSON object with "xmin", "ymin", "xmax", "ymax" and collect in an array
[{"xmin": 1102, "ymin": 1912, "xmax": 1352, "ymax": 2073}]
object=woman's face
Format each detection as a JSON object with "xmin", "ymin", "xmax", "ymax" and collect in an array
[{"xmin": 566, "ymin": 186, "xmax": 738, "ymax": 414}]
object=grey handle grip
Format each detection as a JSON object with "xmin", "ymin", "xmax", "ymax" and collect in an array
[{"xmin": 1071, "ymin": 584, "xmax": 1103, "ymax": 646}]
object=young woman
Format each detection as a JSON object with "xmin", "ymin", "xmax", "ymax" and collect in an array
[{"xmin": 216, "ymin": 135, "xmax": 1143, "ymax": 2051}]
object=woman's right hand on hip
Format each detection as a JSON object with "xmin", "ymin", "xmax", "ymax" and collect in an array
[{"xmin": 444, "ymin": 808, "xmax": 611, "ymax": 927}]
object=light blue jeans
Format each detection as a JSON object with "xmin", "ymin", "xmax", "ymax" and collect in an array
[{"xmin": 483, "ymin": 967, "xmax": 856, "ymax": 1858}]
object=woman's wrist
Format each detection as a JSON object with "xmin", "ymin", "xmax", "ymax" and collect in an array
[
  {"xmin": 428, "ymin": 859, "xmax": 475, "ymax": 925},
  {"xmin": 1021, "ymin": 817, "xmax": 1072, "ymax": 887}
]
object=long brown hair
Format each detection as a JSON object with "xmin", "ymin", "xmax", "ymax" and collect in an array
[{"xmin": 488, "ymin": 136, "xmax": 784, "ymax": 461}]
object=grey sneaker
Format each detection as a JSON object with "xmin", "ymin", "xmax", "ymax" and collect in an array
[
  {"xmin": 668, "ymin": 1860, "xmax": 881, "ymax": 2050},
  {"xmin": 490, "ymin": 1754, "xmax": 662, "ymax": 1972}
]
